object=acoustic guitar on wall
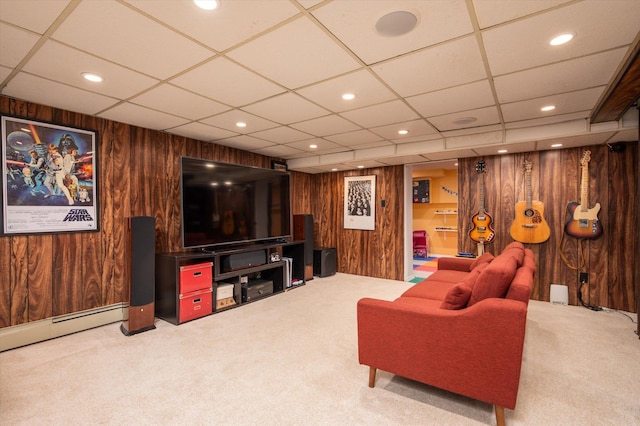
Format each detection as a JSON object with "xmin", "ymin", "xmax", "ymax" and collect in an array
[
  {"xmin": 469, "ymin": 160, "xmax": 495, "ymax": 246},
  {"xmin": 564, "ymin": 150, "xmax": 603, "ymax": 239},
  {"xmin": 509, "ymin": 160, "xmax": 551, "ymax": 244}
]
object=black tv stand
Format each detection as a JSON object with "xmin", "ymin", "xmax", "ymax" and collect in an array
[{"xmin": 155, "ymin": 240, "xmax": 307, "ymax": 325}]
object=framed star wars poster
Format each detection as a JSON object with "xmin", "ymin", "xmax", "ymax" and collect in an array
[
  {"xmin": 1, "ymin": 115, "xmax": 99, "ymax": 235},
  {"xmin": 344, "ymin": 175, "xmax": 376, "ymax": 230}
]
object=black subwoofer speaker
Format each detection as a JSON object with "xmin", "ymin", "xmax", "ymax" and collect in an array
[
  {"xmin": 313, "ymin": 247, "xmax": 336, "ymax": 278},
  {"xmin": 294, "ymin": 214, "xmax": 314, "ymax": 280},
  {"xmin": 121, "ymin": 216, "xmax": 156, "ymax": 336}
]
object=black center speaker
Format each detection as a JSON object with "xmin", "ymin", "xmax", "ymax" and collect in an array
[{"xmin": 121, "ymin": 216, "xmax": 156, "ymax": 336}]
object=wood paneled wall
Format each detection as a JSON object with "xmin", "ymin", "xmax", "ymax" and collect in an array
[
  {"xmin": 457, "ymin": 143, "xmax": 638, "ymax": 312},
  {"xmin": 0, "ymin": 96, "xmax": 282, "ymax": 328}
]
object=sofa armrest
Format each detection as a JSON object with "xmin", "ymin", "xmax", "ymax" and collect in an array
[
  {"xmin": 357, "ymin": 297, "xmax": 528, "ymax": 410},
  {"xmin": 437, "ymin": 256, "xmax": 474, "ymax": 272}
]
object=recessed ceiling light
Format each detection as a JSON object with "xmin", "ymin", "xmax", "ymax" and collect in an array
[
  {"xmin": 309, "ymin": 144, "xmax": 318, "ymax": 149},
  {"xmin": 210, "ymin": 182, "xmax": 218, "ymax": 186},
  {"xmin": 541, "ymin": 105, "xmax": 556, "ymax": 112},
  {"xmin": 498, "ymin": 149, "xmax": 508, "ymax": 154},
  {"xmin": 205, "ymin": 163, "xmax": 215, "ymax": 168},
  {"xmin": 82, "ymin": 72, "xmax": 103, "ymax": 83},
  {"xmin": 331, "ymin": 168, "xmax": 338, "ymax": 172},
  {"xmin": 551, "ymin": 143, "xmax": 563, "ymax": 148},
  {"xmin": 454, "ymin": 163, "xmax": 458, "ymax": 166},
  {"xmin": 452, "ymin": 116, "xmax": 477, "ymax": 126},
  {"xmin": 375, "ymin": 11, "xmax": 417, "ymax": 37},
  {"xmin": 357, "ymin": 165, "xmax": 365, "ymax": 169},
  {"xmin": 398, "ymin": 129, "xmax": 409, "ymax": 135},
  {"xmin": 550, "ymin": 33, "xmax": 574, "ymax": 46},
  {"xmin": 194, "ymin": 0, "xmax": 219, "ymax": 10},
  {"xmin": 342, "ymin": 93, "xmax": 356, "ymax": 100},
  {"xmin": 236, "ymin": 122, "xmax": 246, "ymax": 128}
]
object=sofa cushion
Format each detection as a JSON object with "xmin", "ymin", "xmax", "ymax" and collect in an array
[
  {"xmin": 439, "ymin": 282, "xmax": 473, "ymax": 309},
  {"xmin": 401, "ymin": 279, "xmax": 460, "ymax": 301},
  {"xmin": 502, "ymin": 246, "xmax": 525, "ymax": 266},
  {"xmin": 468, "ymin": 252, "xmax": 494, "ymax": 271},
  {"xmin": 420, "ymin": 269, "xmax": 470, "ymax": 285},
  {"xmin": 394, "ymin": 296, "xmax": 443, "ymax": 310},
  {"xmin": 468, "ymin": 255, "xmax": 518, "ymax": 306},
  {"xmin": 505, "ymin": 266, "xmax": 534, "ymax": 304},
  {"xmin": 523, "ymin": 249, "xmax": 536, "ymax": 272}
]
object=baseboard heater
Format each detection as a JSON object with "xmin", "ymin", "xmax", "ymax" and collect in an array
[{"xmin": 0, "ymin": 303, "xmax": 124, "ymax": 352}]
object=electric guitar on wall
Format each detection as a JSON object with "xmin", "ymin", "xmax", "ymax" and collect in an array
[
  {"xmin": 469, "ymin": 160, "xmax": 495, "ymax": 247},
  {"xmin": 564, "ymin": 150, "xmax": 603, "ymax": 239},
  {"xmin": 509, "ymin": 160, "xmax": 551, "ymax": 244}
]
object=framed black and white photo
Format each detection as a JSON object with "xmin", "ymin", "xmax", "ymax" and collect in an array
[
  {"xmin": 344, "ymin": 175, "xmax": 375, "ymax": 230},
  {"xmin": 1, "ymin": 115, "xmax": 99, "ymax": 235}
]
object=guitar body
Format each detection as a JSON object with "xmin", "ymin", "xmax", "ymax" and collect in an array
[
  {"xmin": 469, "ymin": 211, "xmax": 495, "ymax": 244},
  {"xmin": 510, "ymin": 200, "xmax": 551, "ymax": 243},
  {"xmin": 564, "ymin": 202, "xmax": 603, "ymax": 239}
]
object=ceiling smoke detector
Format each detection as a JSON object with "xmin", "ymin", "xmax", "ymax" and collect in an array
[{"xmin": 375, "ymin": 11, "xmax": 417, "ymax": 37}]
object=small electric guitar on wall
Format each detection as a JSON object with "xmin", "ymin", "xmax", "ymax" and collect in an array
[
  {"xmin": 509, "ymin": 160, "xmax": 551, "ymax": 243},
  {"xmin": 564, "ymin": 150, "xmax": 603, "ymax": 239},
  {"xmin": 469, "ymin": 160, "xmax": 495, "ymax": 247}
]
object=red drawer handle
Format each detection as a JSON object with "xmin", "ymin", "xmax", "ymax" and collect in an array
[
  {"xmin": 193, "ymin": 298, "xmax": 201, "ymax": 303},
  {"xmin": 193, "ymin": 272, "xmax": 202, "ymax": 277}
]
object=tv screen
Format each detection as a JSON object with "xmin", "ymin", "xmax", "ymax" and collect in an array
[{"xmin": 180, "ymin": 157, "xmax": 291, "ymax": 249}]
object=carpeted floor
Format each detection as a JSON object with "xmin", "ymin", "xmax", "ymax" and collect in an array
[{"xmin": 1, "ymin": 272, "xmax": 638, "ymax": 425}]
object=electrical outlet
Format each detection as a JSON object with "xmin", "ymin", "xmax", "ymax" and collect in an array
[{"xmin": 579, "ymin": 272, "xmax": 589, "ymax": 283}]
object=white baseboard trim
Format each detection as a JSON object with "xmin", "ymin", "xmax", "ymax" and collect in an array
[{"xmin": 0, "ymin": 303, "xmax": 124, "ymax": 352}]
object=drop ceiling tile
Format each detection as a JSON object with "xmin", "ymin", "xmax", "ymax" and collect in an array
[
  {"xmin": 3, "ymin": 72, "xmax": 117, "ymax": 115},
  {"xmin": 472, "ymin": 0, "xmax": 571, "ymax": 29},
  {"xmin": 295, "ymin": 69, "xmax": 397, "ymax": 112},
  {"xmin": 378, "ymin": 155, "xmax": 431, "ymax": 166},
  {"xmin": 227, "ymin": 17, "xmax": 361, "ymax": 89},
  {"xmin": 395, "ymin": 139, "xmax": 446, "ymax": 156},
  {"xmin": 472, "ymin": 140, "xmax": 536, "ymax": 156},
  {"xmin": 99, "ymin": 102, "xmax": 189, "ymax": 131},
  {"xmin": 423, "ymin": 149, "xmax": 476, "ymax": 161},
  {"xmin": 51, "ymin": 0, "xmax": 213, "ymax": 79},
  {"xmin": 345, "ymin": 141, "xmax": 394, "ymax": 151},
  {"xmin": 286, "ymin": 138, "xmax": 342, "ymax": 153},
  {"xmin": 406, "ymin": 80, "xmax": 495, "ymax": 117},
  {"xmin": 171, "ymin": 57, "xmax": 285, "ymax": 107},
  {"xmin": 249, "ymin": 126, "xmax": 312, "ymax": 144},
  {"xmin": 505, "ymin": 119, "xmax": 587, "ymax": 143},
  {"xmin": 372, "ymin": 36, "xmax": 486, "ymax": 97},
  {"xmin": 290, "ymin": 114, "xmax": 361, "ymax": 136},
  {"xmin": 0, "ymin": 65, "xmax": 11, "ymax": 81},
  {"xmin": 501, "ymin": 87, "xmax": 604, "ymax": 123},
  {"xmin": 126, "ymin": 0, "xmax": 299, "ymax": 52},
  {"xmin": 355, "ymin": 145, "xmax": 397, "ymax": 161},
  {"xmin": 428, "ymin": 106, "xmax": 501, "ymax": 132},
  {"xmin": 312, "ymin": 0, "xmax": 473, "ymax": 65},
  {"xmin": 483, "ymin": 0, "xmax": 640, "ymax": 75},
  {"xmin": 445, "ymin": 130, "xmax": 503, "ymax": 149},
  {"xmin": 320, "ymin": 151, "xmax": 355, "ymax": 165},
  {"xmin": 130, "ymin": 84, "xmax": 230, "ymax": 121},
  {"xmin": 504, "ymin": 112, "xmax": 591, "ymax": 130},
  {"xmin": 534, "ymin": 133, "xmax": 611, "ymax": 151},
  {"xmin": 494, "ymin": 48, "xmax": 628, "ymax": 103},
  {"xmin": 199, "ymin": 110, "xmax": 279, "ymax": 133},
  {"xmin": 340, "ymin": 100, "xmax": 420, "ymax": 128},
  {"xmin": 256, "ymin": 144, "xmax": 306, "ymax": 158},
  {"xmin": 370, "ymin": 119, "xmax": 438, "ymax": 140},
  {"xmin": 324, "ymin": 130, "xmax": 385, "ymax": 146},
  {"xmin": 341, "ymin": 159, "xmax": 387, "ymax": 169},
  {"xmin": 167, "ymin": 121, "xmax": 237, "ymax": 142},
  {"xmin": 0, "ymin": 0, "xmax": 70, "ymax": 33},
  {"xmin": 213, "ymin": 135, "xmax": 276, "ymax": 151},
  {"xmin": 22, "ymin": 40, "xmax": 160, "ymax": 100},
  {"xmin": 242, "ymin": 92, "xmax": 329, "ymax": 125},
  {"xmin": 0, "ymin": 24, "xmax": 40, "ymax": 68}
]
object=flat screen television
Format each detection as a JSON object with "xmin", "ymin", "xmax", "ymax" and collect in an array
[{"xmin": 180, "ymin": 157, "xmax": 291, "ymax": 250}]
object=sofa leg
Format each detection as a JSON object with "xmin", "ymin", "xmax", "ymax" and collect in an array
[
  {"xmin": 495, "ymin": 405, "xmax": 505, "ymax": 426},
  {"xmin": 368, "ymin": 367, "xmax": 376, "ymax": 388}
]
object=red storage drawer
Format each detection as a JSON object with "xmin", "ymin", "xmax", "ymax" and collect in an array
[
  {"xmin": 179, "ymin": 288, "xmax": 212, "ymax": 323},
  {"xmin": 179, "ymin": 262, "xmax": 213, "ymax": 294}
]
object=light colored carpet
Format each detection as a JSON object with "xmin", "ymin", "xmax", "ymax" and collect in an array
[{"xmin": 1, "ymin": 273, "xmax": 638, "ymax": 425}]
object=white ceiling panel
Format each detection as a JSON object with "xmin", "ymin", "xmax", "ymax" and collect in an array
[
  {"xmin": 406, "ymin": 80, "xmax": 495, "ymax": 118},
  {"xmin": 286, "ymin": 138, "xmax": 343, "ymax": 153},
  {"xmin": 501, "ymin": 87, "xmax": 604, "ymax": 123},
  {"xmin": 370, "ymin": 119, "xmax": 438, "ymax": 140},
  {"xmin": 130, "ymin": 84, "xmax": 230, "ymax": 121},
  {"xmin": 255, "ymin": 144, "xmax": 306, "ymax": 158},
  {"xmin": 494, "ymin": 48, "xmax": 629, "ymax": 103},
  {"xmin": 51, "ymin": 0, "xmax": 213, "ymax": 79},
  {"xmin": 372, "ymin": 36, "xmax": 487, "ymax": 97},
  {"xmin": 170, "ymin": 57, "xmax": 285, "ymax": 107},
  {"xmin": 324, "ymin": 129, "xmax": 385, "ymax": 146},
  {"xmin": 290, "ymin": 114, "xmax": 361, "ymax": 136},
  {"xmin": 312, "ymin": 0, "xmax": 472, "ymax": 65},
  {"xmin": 167, "ymin": 121, "xmax": 236, "ymax": 142},
  {"xmin": 4, "ymin": 73, "xmax": 117, "ymax": 115},
  {"xmin": 0, "ymin": 24, "xmax": 40, "ymax": 68},
  {"xmin": 242, "ymin": 93, "xmax": 329, "ymax": 125},
  {"xmin": 23, "ymin": 40, "xmax": 160, "ymax": 100},
  {"xmin": 472, "ymin": 0, "xmax": 571, "ymax": 29},
  {"xmin": 295, "ymin": 69, "xmax": 396, "ymax": 112},
  {"xmin": 213, "ymin": 135, "xmax": 276, "ymax": 151},
  {"xmin": 227, "ymin": 17, "xmax": 361, "ymax": 89},
  {"xmin": 429, "ymin": 106, "xmax": 501, "ymax": 132},
  {"xmin": 340, "ymin": 100, "xmax": 420, "ymax": 129},
  {"xmin": 125, "ymin": 0, "xmax": 299, "ymax": 52},
  {"xmin": 249, "ymin": 126, "xmax": 312, "ymax": 144},
  {"xmin": 199, "ymin": 110, "xmax": 278, "ymax": 134},
  {"xmin": 98, "ymin": 102, "xmax": 189, "ymax": 131},
  {"xmin": 0, "ymin": 0, "xmax": 71, "ymax": 34},
  {"xmin": 483, "ymin": 0, "xmax": 640, "ymax": 75}
]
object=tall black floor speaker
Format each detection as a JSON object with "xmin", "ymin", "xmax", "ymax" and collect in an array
[
  {"xmin": 294, "ymin": 214, "xmax": 314, "ymax": 281},
  {"xmin": 121, "ymin": 216, "xmax": 156, "ymax": 336},
  {"xmin": 313, "ymin": 247, "xmax": 336, "ymax": 278}
]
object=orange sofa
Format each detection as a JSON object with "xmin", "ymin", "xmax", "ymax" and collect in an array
[{"xmin": 357, "ymin": 242, "xmax": 535, "ymax": 426}]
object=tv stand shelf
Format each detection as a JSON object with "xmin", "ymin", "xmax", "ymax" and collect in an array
[{"xmin": 155, "ymin": 240, "xmax": 306, "ymax": 325}]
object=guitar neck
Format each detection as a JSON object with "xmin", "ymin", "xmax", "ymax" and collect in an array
[
  {"xmin": 479, "ymin": 174, "xmax": 486, "ymax": 213},
  {"xmin": 580, "ymin": 161, "xmax": 589, "ymax": 211},
  {"xmin": 525, "ymin": 167, "xmax": 532, "ymax": 209}
]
